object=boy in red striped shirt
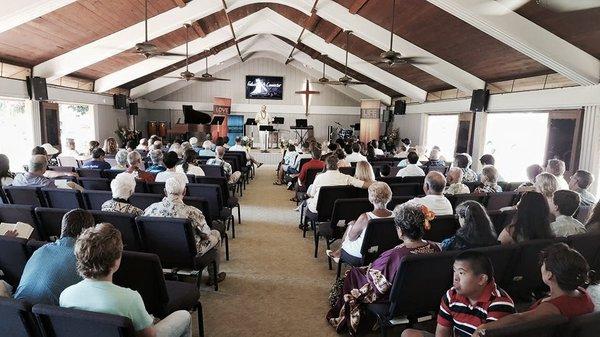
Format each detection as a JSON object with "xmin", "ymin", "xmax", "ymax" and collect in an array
[{"xmin": 402, "ymin": 251, "xmax": 515, "ymax": 337}]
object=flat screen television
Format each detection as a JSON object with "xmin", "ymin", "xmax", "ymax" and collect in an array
[{"xmin": 245, "ymin": 75, "xmax": 283, "ymax": 100}]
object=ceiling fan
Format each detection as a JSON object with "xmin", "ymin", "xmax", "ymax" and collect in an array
[
  {"xmin": 478, "ymin": 0, "xmax": 600, "ymax": 15},
  {"xmin": 128, "ymin": 0, "xmax": 186, "ymax": 58},
  {"xmin": 314, "ymin": 33, "xmax": 370, "ymax": 86},
  {"xmin": 367, "ymin": 0, "xmax": 433, "ymax": 67},
  {"xmin": 163, "ymin": 24, "xmax": 230, "ymax": 82}
]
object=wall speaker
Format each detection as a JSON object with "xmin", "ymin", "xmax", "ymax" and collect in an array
[
  {"xmin": 113, "ymin": 94, "xmax": 128, "ymax": 110},
  {"xmin": 470, "ymin": 89, "xmax": 490, "ymax": 112},
  {"xmin": 393, "ymin": 100, "xmax": 406, "ymax": 115},
  {"xmin": 26, "ymin": 76, "xmax": 48, "ymax": 101},
  {"xmin": 127, "ymin": 102, "xmax": 138, "ymax": 116},
  {"xmin": 380, "ymin": 108, "xmax": 391, "ymax": 123}
]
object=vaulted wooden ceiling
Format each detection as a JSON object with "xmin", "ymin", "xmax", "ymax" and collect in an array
[{"xmin": 0, "ymin": 0, "xmax": 599, "ymax": 101}]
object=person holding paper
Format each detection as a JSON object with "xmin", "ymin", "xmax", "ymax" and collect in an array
[{"xmin": 13, "ymin": 209, "xmax": 95, "ymax": 305}]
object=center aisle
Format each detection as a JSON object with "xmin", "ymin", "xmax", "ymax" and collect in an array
[{"xmin": 200, "ymin": 165, "xmax": 340, "ymax": 337}]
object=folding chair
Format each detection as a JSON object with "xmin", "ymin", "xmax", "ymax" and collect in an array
[
  {"xmin": 34, "ymin": 207, "xmax": 69, "ymax": 241},
  {"xmin": 89, "ymin": 211, "xmax": 143, "ymax": 252},
  {"xmin": 79, "ymin": 177, "xmax": 111, "ymax": 191},
  {"xmin": 0, "ymin": 297, "xmax": 38, "ymax": 337},
  {"xmin": 4, "ymin": 186, "xmax": 46, "ymax": 207},
  {"xmin": 41, "ymin": 188, "xmax": 85, "ymax": 209},
  {"xmin": 0, "ymin": 236, "xmax": 29, "ymax": 287},
  {"xmin": 82, "ymin": 190, "xmax": 112, "ymax": 210}
]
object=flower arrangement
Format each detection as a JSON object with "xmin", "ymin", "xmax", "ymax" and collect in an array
[
  {"xmin": 115, "ymin": 127, "xmax": 141, "ymax": 147},
  {"xmin": 381, "ymin": 127, "xmax": 400, "ymax": 152},
  {"xmin": 420, "ymin": 205, "xmax": 436, "ymax": 231}
]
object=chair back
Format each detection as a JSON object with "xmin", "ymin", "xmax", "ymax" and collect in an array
[
  {"xmin": 113, "ymin": 251, "xmax": 169, "ymax": 316},
  {"xmin": 33, "ymin": 304, "xmax": 136, "ymax": 337},
  {"xmin": 339, "ymin": 167, "xmax": 356, "ymax": 176},
  {"xmin": 560, "ymin": 311, "xmax": 600, "ymax": 337},
  {"xmin": 26, "ymin": 240, "xmax": 46, "ymax": 256},
  {"xmin": 424, "ymin": 215, "xmax": 460, "ymax": 242},
  {"xmin": 471, "ymin": 244, "xmax": 519, "ymax": 289},
  {"xmin": 76, "ymin": 168, "xmax": 103, "ymax": 178},
  {"xmin": 486, "ymin": 192, "xmax": 518, "ymax": 211},
  {"xmin": 79, "ymin": 177, "xmax": 111, "ymax": 191},
  {"xmin": 89, "ymin": 211, "xmax": 142, "ymax": 252},
  {"xmin": 387, "ymin": 250, "xmax": 457, "ymax": 318},
  {"xmin": 4, "ymin": 186, "xmax": 46, "ymax": 207},
  {"xmin": 566, "ymin": 232, "xmax": 600, "ymax": 272},
  {"xmin": 402, "ymin": 176, "xmax": 425, "ymax": 184},
  {"xmin": 183, "ymin": 197, "xmax": 212, "ymax": 225},
  {"xmin": 0, "ymin": 188, "xmax": 7, "ymax": 204},
  {"xmin": 146, "ymin": 182, "xmax": 166, "ymax": 194},
  {"xmin": 34, "ymin": 207, "xmax": 69, "ymax": 241},
  {"xmin": 488, "ymin": 209, "xmax": 516, "ymax": 234},
  {"xmin": 464, "ymin": 181, "xmax": 481, "ymax": 192},
  {"xmin": 186, "ymin": 184, "xmax": 224, "ymax": 219},
  {"xmin": 57, "ymin": 156, "xmax": 80, "ymax": 168},
  {"xmin": 0, "ymin": 204, "xmax": 41, "ymax": 238},
  {"xmin": 316, "ymin": 186, "xmax": 366, "ymax": 222},
  {"xmin": 506, "ymin": 239, "xmax": 556, "ymax": 300},
  {"xmin": 102, "ymin": 169, "xmax": 123, "ymax": 180},
  {"xmin": 305, "ymin": 168, "xmax": 323, "ymax": 187},
  {"xmin": 298, "ymin": 158, "xmax": 311, "ymax": 172},
  {"xmin": 135, "ymin": 217, "xmax": 197, "ymax": 269},
  {"xmin": 506, "ymin": 182, "xmax": 525, "ymax": 192},
  {"xmin": 389, "ymin": 183, "xmax": 421, "ymax": 197},
  {"xmin": 377, "ymin": 176, "xmax": 404, "ymax": 185},
  {"xmin": 0, "ymin": 298, "xmax": 37, "ymax": 337},
  {"xmin": 195, "ymin": 177, "xmax": 230, "ymax": 205},
  {"xmin": 485, "ymin": 315, "xmax": 567, "ymax": 337},
  {"xmin": 41, "ymin": 188, "xmax": 85, "ymax": 209},
  {"xmin": 330, "ymin": 198, "xmax": 373, "ymax": 230},
  {"xmin": 447, "ymin": 193, "xmax": 486, "ymax": 209},
  {"xmin": 48, "ymin": 165, "xmax": 76, "ymax": 173},
  {"xmin": 425, "ymin": 166, "xmax": 448, "ymax": 175},
  {"xmin": 0, "ymin": 236, "xmax": 29, "ymax": 286},
  {"xmin": 82, "ymin": 190, "xmax": 112, "ymax": 210},
  {"xmin": 199, "ymin": 165, "xmax": 224, "ymax": 177},
  {"xmin": 129, "ymin": 193, "xmax": 162, "ymax": 210},
  {"xmin": 360, "ymin": 218, "xmax": 401, "ymax": 265}
]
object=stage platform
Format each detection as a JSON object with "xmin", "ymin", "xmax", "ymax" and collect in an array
[{"xmin": 248, "ymin": 148, "xmax": 284, "ymax": 165}]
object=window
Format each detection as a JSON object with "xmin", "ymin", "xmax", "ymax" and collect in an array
[
  {"xmin": 484, "ymin": 112, "xmax": 549, "ymax": 182},
  {"xmin": 59, "ymin": 103, "xmax": 95, "ymax": 154},
  {"xmin": 0, "ymin": 99, "xmax": 34, "ymax": 171},
  {"xmin": 425, "ymin": 114, "xmax": 459, "ymax": 158}
]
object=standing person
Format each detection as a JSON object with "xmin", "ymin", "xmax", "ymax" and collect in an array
[
  {"xmin": 60, "ymin": 223, "xmax": 193, "ymax": 337},
  {"xmin": 471, "ymin": 243, "xmax": 595, "ymax": 337},
  {"xmin": 255, "ymin": 105, "xmax": 272, "ymax": 151},
  {"xmin": 402, "ymin": 251, "xmax": 515, "ymax": 337}
]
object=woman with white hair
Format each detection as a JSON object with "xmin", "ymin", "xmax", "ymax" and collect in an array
[
  {"xmin": 136, "ymin": 138, "xmax": 148, "ymax": 151},
  {"xmin": 101, "ymin": 173, "xmax": 143, "ymax": 216},
  {"xmin": 326, "ymin": 182, "xmax": 394, "ymax": 264},
  {"xmin": 198, "ymin": 140, "xmax": 216, "ymax": 157},
  {"xmin": 112, "ymin": 149, "xmax": 128, "ymax": 170}
]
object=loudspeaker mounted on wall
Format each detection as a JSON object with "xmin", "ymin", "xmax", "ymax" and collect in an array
[
  {"xmin": 26, "ymin": 76, "xmax": 49, "ymax": 101},
  {"xmin": 127, "ymin": 102, "xmax": 138, "ymax": 116},
  {"xmin": 113, "ymin": 94, "xmax": 128, "ymax": 110},
  {"xmin": 470, "ymin": 89, "xmax": 490, "ymax": 112},
  {"xmin": 393, "ymin": 100, "xmax": 406, "ymax": 115}
]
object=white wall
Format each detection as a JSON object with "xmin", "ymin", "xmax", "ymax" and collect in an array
[
  {"xmin": 391, "ymin": 113, "xmax": 427, "ymax": 145},
  {"xmin": 157, "ymin": 57, "xmax": 359, "ymax": 107}
]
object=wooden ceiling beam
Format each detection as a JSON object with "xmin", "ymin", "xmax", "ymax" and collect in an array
[
  {"xmin": 220, "ymin": 1, "xmax": 243, "ymax": 61},
  {"xmin": 284, "ymin": 0, "xmax": 320, "ymax": 65},
  {"xmin": 173, "ymin": 0, "xmax": 187, "ymax": 8},
  {"xmin": 325, "ymin": 27, "xmax": 342, "ymax": 44},
  {"xmin": 191, "ymin": 21, "xmax": 206, "ymax": 38},
  {"xmin": 349, "ymin": 0, "xmax": 369, "ymax": 14}
]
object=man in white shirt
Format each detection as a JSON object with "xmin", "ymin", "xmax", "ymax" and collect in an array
[
  {"xmin": 397, "ymin": 152, "xmax": 425, "ymax": 177},
  {"xmin": 546, "ymin": 159, "xmax": 569, "ymax": 190},
  {"xmin": 407, "ymin": 171, "xmax": 453, "ymax": 216},
  {"xmin": 155, "ymin": 151, "xmax": 189, "ymax": 186},
  {"xmin": 306, "ymin": 156, "xmax": 371, "ymax": 213},
  {"xmin": 371, "ymin": 140, "xmax": 384, "ymax": 156},
  {"xmin": 229, "ymin": 136, "xmax": 262, "ymax": 167},
  {"xmin": 549, "ymin": 190, "xmax": 586, "ymax": 237},
  {"xmin": 345, "ymin": 143, "xmax": 368, "ymax": 163}
]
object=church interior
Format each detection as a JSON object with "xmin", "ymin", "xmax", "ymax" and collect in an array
[{"xmin": 1, "ymin": 1, "xmax": 600, "ymax": 336}]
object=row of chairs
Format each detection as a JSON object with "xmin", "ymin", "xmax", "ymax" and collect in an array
[
  {"xmin": 369, "ymin": 232, "xmax": 600, "ymax": 336},
  {"xmin": 2, "ymin": 182, "xmax": 239, "ymax": 238},
  {"xmin": 0, "ymin": 211, "xmax": 225, "ymax": 291},
  {"xmin": 0, "ymin": 248, "xmax": 205, "ymax": 337}
]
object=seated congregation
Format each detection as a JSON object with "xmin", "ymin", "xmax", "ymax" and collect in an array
[
  {"xmin": 271, "ymin": 137, "xmax": 600, "ymax": 336},
  {"xmin": 0, "ymin": 135, "xmax": 258, "ymax": 337}
]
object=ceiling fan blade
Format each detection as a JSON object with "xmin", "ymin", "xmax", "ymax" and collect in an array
[
  {"xmin": 156, "ymin": 52, "xmax": 187, "ymax": 57},
  {"xmin": 211, "ymin": 78, "xmax": 230, "ymax": 81},
  {"xmin": 163, "ymin": 76, "xmax": 185, "ymax": 79}
]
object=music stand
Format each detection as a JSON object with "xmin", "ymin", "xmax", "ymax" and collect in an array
[
  {"xmin": 211, "ymin": 116, "xmax": 225, "ymax": 139},
  {"xmin": 273, "ymin": 117, "xmax": 284, "ymax": 124},
  {"xmin": 296, "ymin": 119, "xmax": 308, "ymax": 128},
  {"xmin": 259, "ymin": 125, "xmax": 274, "ymax": 153},
  {"xmin": 244, "ymin": 118, "xmax": 257, "ymax": 138}
]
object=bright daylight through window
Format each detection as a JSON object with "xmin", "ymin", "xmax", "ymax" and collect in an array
[
  {"xmin": 425, "ymin": 114, "xmax": 459, "ymax": 160},
  {"xmin": 59, "ymin": 103, "xmax": 94, "ymax": 155},
  {"xmin": 484, "ymin": 112, "xmax": 549, "ymax": 182},
  {"xmin": 0, "ymin": 99, "xmax": 34, "ymax": 171}
]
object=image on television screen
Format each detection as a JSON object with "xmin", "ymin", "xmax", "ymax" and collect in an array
[{"xmin": 245, "ymin": 75, "xmax": 284, "ymax": 100}]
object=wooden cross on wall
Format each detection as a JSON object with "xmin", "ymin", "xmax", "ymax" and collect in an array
[{"xmin": 295, "ymin": 79, "xmax": 320, "ymax": 116}]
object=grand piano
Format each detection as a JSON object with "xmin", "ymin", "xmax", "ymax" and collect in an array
[{"xmin": 162, "ymin": 109, "xmax": 213, "ymax": 140}]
